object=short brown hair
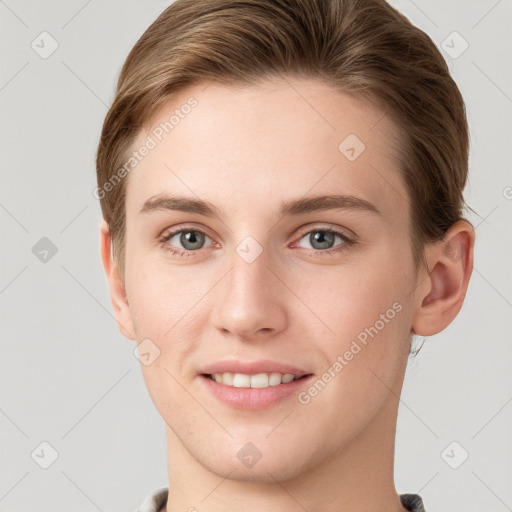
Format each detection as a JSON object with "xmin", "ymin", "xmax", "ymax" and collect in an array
[{"xmin": 96, "ymin": 0, "xmax": 470, "ymax": 279}]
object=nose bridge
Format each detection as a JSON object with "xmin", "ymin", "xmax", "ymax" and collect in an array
[
  {"xmin": 227, "ymin": 237, "xmax": 275, "ymax": 308},
  {"xmin": 212, "ymin": 235, "xmax": 287, "ymax": 338}
]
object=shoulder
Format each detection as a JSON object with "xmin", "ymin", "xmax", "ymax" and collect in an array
[
  {"xmin": 400, "ymin": 493, "xmax": 427, "ymax": 512},
  {"xmin": 134, "ymin": 487, "xmax": 168, "ymax": 512},
  {"xmin": 135, "ymin": 488, "xmax": 425, "ymax": 512}
]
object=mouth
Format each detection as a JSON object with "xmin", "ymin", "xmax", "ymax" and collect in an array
[
  {"xmin": 197, "ymin": 359, "xmax": 315, "ymax": 409},
  {"xmin": 201, "ymin": 372, "xmax": 312, "ymax": 388},
  {"xmin": 199, "ymin": 371, "xmax": 315, "ymax": 409}
]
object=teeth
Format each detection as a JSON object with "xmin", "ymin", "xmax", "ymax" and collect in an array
[{"xmin": 210, "ymin": 372, "xmax": 299, "ymax": 388}]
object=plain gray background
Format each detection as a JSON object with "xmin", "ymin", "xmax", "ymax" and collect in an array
[{"xmin": 1, "ymin": 1, "xmax": 511, "ymax": 511}]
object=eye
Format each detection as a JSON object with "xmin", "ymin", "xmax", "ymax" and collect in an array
[
  {"xmin": 295, "ymin": 227, "xmax": 354, "ymax": 256},
  {"xmin": 160, "ymin": 226, "xmax": 214, "ymax": 257},
  {"xmin": 159, "ymin": 225, "xmax": 355, "ymax": 258}
]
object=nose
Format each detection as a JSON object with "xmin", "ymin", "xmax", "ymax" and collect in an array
[{"xmin": 211, "ymin": 243, "xmax": 288, "ymax": 341}]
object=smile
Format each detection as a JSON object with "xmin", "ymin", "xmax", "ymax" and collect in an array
[{"xmin": 200, "ymin": 372, "xmax": 314, "ymax": 409}]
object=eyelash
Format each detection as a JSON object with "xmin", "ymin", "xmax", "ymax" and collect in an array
[{"xmin": 158, "ymin": 225, "xmax": 355, "ymax": 259}]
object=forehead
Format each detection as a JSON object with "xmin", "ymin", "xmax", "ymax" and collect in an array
[{"xmin": 125, "ymin": 77, "xmax": 409, "ymax": 224}]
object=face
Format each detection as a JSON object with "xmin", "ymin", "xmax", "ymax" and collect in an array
[{"xmin": 118, "ymin": 77, "xmax": 421, "ymax": 481}]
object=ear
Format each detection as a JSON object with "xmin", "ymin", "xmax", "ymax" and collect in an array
[
  {"xmin": 412, "ymin": 220, "xmax": 475, "ymax": 336},
  {"xmin": 99, "ymin": 219, "xmax": 136, "ymax": 340}
]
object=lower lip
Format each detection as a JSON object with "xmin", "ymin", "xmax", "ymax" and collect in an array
[{"xmin": 199, "ymin": 374, "xmax": 314, "ymax": 410}]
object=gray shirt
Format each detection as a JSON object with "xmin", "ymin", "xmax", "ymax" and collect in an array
[{"xmin": 134, "ymin": 487, "xmax": 426, "ymax": 512}]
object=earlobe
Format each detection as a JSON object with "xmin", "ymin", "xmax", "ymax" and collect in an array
[
  {"xmin": 99, "ymin": 219, "xmax": 136, "ymax": 340},
  {"xmin": 412, "ymin": 221, "xmax": 475, "ymax": 336}
]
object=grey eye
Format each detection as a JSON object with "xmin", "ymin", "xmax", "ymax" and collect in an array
[
  {"xmin": 299, "ymin": 230, "xmax": 342, "ymax": 251},
  {"xmin": 169, "ymin": 230, "xmax": 209, "ymax": 251}
]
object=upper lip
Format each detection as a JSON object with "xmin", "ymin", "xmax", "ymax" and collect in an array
[{"xmin": 199, "ymin": 359, "xmax": 312, "ymax": 377}]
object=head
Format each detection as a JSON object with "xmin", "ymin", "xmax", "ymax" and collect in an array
[{"xmin": 97, "ymin": 0, "xmax": 474, "ymax": 483}]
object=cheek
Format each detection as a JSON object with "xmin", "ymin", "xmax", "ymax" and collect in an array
[
  {"xmin": 124, "ymin": 251, "xmax": 196, "ymax": 339},
  {"xmin": 300, "ymin": 251, "xmax": 414, "ymax": 387},
  {"xmin": 124, "ymin": 256, "xmax": 208, "ymax": 386},
  {"xmin": 295, "ymin": 280, "xmax": 412, "ymax": 437},
  {"xmin": 126, "ymin": 268, "xmax": 200, "ymax": 423},
  {"xmin": 299, "ymin": 258, "xmax": 411, "ymax": 339}
]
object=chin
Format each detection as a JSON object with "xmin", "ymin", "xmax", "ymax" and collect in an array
[{"xmin": 200, "ymin": 455, "xmax": 307, "ymax": 483}]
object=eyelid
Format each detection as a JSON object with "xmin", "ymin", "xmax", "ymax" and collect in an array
[
  {"xmin": 161, "ymin": 222, "xmax": 213, "ymax": 235},
  {"xmin": 294, "ymin": 224, "xmax": 355, "ymax": 242},
  {"xmin": 160, "ymin": 223, "xmax": 354, "ymax": 243}
]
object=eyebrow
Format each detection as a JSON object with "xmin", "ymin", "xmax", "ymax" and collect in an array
[{"xmin": 139, "ymin": 193, "xmax": 380, "ymax": 218}]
